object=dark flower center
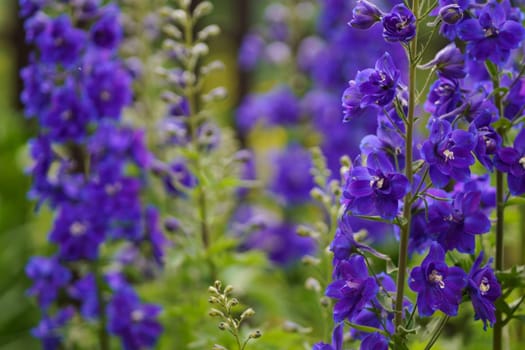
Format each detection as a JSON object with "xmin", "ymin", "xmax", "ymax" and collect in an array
[
  {"xmin": 484, "ymin": 27, "xmax": 499, "ymax": 38},
  {"xmin": 131, "ymin": 309, "xmax": 145, "ymax": 322},
  {"xmin": 519, "ymin": 156, "xmax": 525, "ymax": 169}
]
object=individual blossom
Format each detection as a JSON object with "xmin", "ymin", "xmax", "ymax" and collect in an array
[
  {"xmin": 349, "ymin": 0, "xmax": 383, "ymax": 30},
  {"xmin": 342, "ymin": 152, "xmax": 409, "ymax": 220},
  {"xmin": 90, "ymin": 5, "xmax": 122, "ymax": 51},
  {"xmin": 427, "ymin": 191, "xmax": 491, "ymax": 253},
  {"xmin": 31, "ymin": 307, "xmax": 75, "ymax": 350},
  {"xmin": 326, "ymin": 255, "xmax": 378, "ymax": 322},
  {"xmin": 424, "ymin": 77, "xmax": 463, "ymax": 118},
  {"xmin": 469, "ymin": 112, "xmax": 501, "ymax": 170},
  {"xmin": 439, "ymin": 4, "xmax": 463, "ymax": 25},
  {"xmin": 457, "ymin": 0, "xmax": 524, "ymax": 64},
  {"xmin": 421, "ymin": 119, "xmax": 476, "ymax": 187},
  {"xmin": 342, "ymin": 52, "xmax": 400, "ymax": 121},
  {"xmin": 382, "ymin": 4, "xmax": 416, "ymax": 43},
  {"xmin": 142, "ymin": 206, "xmax": 169, "ymax": 266},
  {"xmin": 37, "ymin": 15, "xmax": 86, "ymax": 65},
  {"xmin": 49, "ymin": 202, "xmax": 106, "ymax": 261},
  {"xmin": 409, "ymin": 243, "xmax": 467, "ymax": 316},
  {"xmin": 26, "ymin": 257, "xmax": 71, "ymax": 309},
  {"xmin": 494, "ymin": 128, "xmax": 525, "ymax": 195},
  {"xmin": 107, "ymin": 288, "xmax": 163, "ymax": 350},
  {"xmin": 68, "ymin": 273, "xmax": 99, "ymax": 319},
  {"xmin": 467, "ymin": 252, "xmax": 501, "ymax": 330}
]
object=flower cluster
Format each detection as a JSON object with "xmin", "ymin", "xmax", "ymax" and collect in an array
[
  {"xmin": 22, "ymin": 1, "xmax": 164, "ymax": 349},
  {"xmin": 318, "ymin": 0, "xmax": 525, "ymax": 348}
]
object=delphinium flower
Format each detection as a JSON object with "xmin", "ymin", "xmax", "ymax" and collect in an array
[
  {"xmin": 426, "ymin": 191, "xmax": 491, "ymax": 253},
  {"xmin": 21, "ymin": 1, "xmax": 165, "ymax": 348},
  {"xmin": 342, "ymin": 152, "xmax": 409, "ymax": 220},
  {"xmin": 467, "ymin": 252, "xmax": 501, "ymax": 330},
  {"xmin": 319, "ymin": 0, "xmax": 525, "ymax": 347},
  {"xmin": 312, "ymin": 323, "xmax": 343, "ymax": 350},
  {"xmin": 457, "ymin": 0, "xmax": 524, "ymax": 64},
  {"xmin": 495, "ymin": 128, "xmax": 525, "ymax": 195},
  {"xmin": 326, "ymin": 254, "xmax": 378, "ymax": 322},
  {"xmin": 409, "ymin": 244, "xmax": 467, "ymax": 316}
]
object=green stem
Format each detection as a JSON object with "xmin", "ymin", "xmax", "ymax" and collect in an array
[
  {"xmin": 183, "ymin": 3, "xmax": 216, "ymax": 281},
  {"xmin": 424, "ymin": 315, "xmax": 449, "ymax": 350},
  {"xmin": 492, "ymin": 66, "xmax": 506, "ymax": 350},
  {"xmin": 95, "ymin": 266, "xmax": 110, "ymax": 350},
  {"xmin": 394, "ymin": 0, "xmax": 419, "ymax": 335}
]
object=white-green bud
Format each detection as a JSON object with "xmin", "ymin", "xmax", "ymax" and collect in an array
[
  {"xmin": 209, "ymin": 308, "xmax": 224, "ymax": 318},
  {"xmin": 192, "ymin": 43, "xmax": 209, "ymax": 57},
  {"xmin": 197, "ymin": 24, "xmax": 221, "ymax": 41},
  {"xmin": 193, "ymin": 2, "xmax": 214, "ymax": 19},
  {"xmin": 305, "ymin": 277, "xmax": 322, "ymax": 292},
  {"xmin": 162, "ymin": 24, "xmax": 182, "ymax": 39},
  {"xmin": 240, "ymin": 308, "xmax": 255, "ymax": 319},
  {"xmin": 170, "ymin": 10, "xmax": 187, "ymax": 25},
  {"xmin": 249, "ymin": 330, "xmax": 262, "ymax": 339}
]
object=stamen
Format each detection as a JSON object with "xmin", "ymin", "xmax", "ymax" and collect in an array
[
  {"xmin": 443, "ymin": 149, "xmax": 455, "ymax": 161},
  {"xmin": 428, "ymin": 269, "xmax": 445, "ymax": 289},
  {"xmin": 70, "ymin": 222, "xmax": 87, "ymax": 237},
  {"xmin": 479, "ymin": 277, "xmax": 490, "ymax": 295}
]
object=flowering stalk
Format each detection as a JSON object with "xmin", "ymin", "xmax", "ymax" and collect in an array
[{"xmin": 394, "ymin": 0, "xmax": 419, "ymax": 332}]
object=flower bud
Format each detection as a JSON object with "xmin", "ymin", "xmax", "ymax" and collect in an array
[
  {"xmin": 241, "ymin": 308, "xmax": 255, "ymax": 319},
  {"xmin": 249, "ymin": 330, "xmax": 262, "ymax": 339},
  {"xmin": 439, "ymin": 4, "xmax": 463, "ymax": 25},
  {"xmin": 349, "ymin": 0, "xmax": 383, "ymax": 29}
]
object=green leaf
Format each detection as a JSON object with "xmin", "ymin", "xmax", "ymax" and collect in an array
[
  {"xmin": 492, "ymin": 117, "xmax": 512, "ymax": 131},
  {"xmin": 485, "ymin": 60, "xmax": 498, "ymax": 80},
  {"xmin": 346, "ymin": 321, "xmax": 389, "ymax": 337}
]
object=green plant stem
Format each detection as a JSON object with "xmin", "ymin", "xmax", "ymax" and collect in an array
[
  {"xmin": 492, "ymin": 66, "xmax": 506, "ymax": 350},
  {"xmin": 94, "ymin": 266, "xmax": 110, "ymax": 350},
  {"xmin": 182, "ymin": 4, "xmax": 215, "ymax": 281},
  {"xmin": 424, "ymin": 315, "xmax": 449, "ymax": 350},
  {"xmin": 493, "ymin": 170, "xmax": 504, "ymax": 350},
  {"xmin": 394, "ymin": 0, "xmax": 419, "ymax": 335}
]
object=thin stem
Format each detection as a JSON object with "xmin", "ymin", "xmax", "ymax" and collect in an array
[
  {"xmin": 183, "ymin": 3, "xmax": 215, "ymax": 281},
  {"xmin": 394, "ymin": 0, "xmax": 419, "ymax": 334},
  {"xmin": 424, "ymin": 315, "xmax": 449, "ymax": 350},
  {"xmin": 492, "ymin": 65, "xmax": 506, "ymax": 350},
  {"xmin": 94, "ymin": 265, "xmax": 110, "ymax": 350}
]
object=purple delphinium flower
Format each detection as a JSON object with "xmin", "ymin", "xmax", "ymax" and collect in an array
[
  {"xmin": 90, "ymin": 5, "xmax": 122, "ymax": 50},
  {"xmin": 360, "ymin": 332, "xmax": 389, "ymax": 350},
  {"xmin": 421, "ymin": 119, "xmax": 476, "ymax": 187},
  {"xmin": 439, "ymin": 4, "xmax": 463, "ymax": 25},
  {"xmin": 427, "ymin": 191, "xmax": 491, "ymax": 253},
  {"xmin": 457, "ymin": 0, "xmax": 524, "ymax": 64},
  {"xmin": 86, "ymin": 60, "xmax": 133, "ymax": 119},
  {"xmin": 495, "ymin": 128, "xmax": 525, "ymax": 195},
  {"xmin": 107, "ymin": 289, "xmax": 163, "ymax": 350},
  {"xmin": 326, "ymin": 255, "xmax": 378, "ymax": 322},
  {"xmin": 382, "ymin": 4, "xmax": 416, "ymax": 43},
  {"xmin": 49, "ymin": 202, "xmax": 106, "ymax": 261},
  {"xmin": 358, "ymin": 52, "xmax": 400, "ymax": 107},
  {"xmin": 26, "ymin": 257, "xmax": 71, "ymax": 309},
  {"xmin": 467, "ymin": 252, "xmax": 501, "ymax": 330},
  {"xmin": 409, "ymin": 243, "xmax": 467, "ymax": 316},
  {"xmin": 342, "ymin": 152, "xmax": 409, "ymax": 220},
  {"xmin": 349, "ymin": 0, "xmax": 383, "ymax": 29},
  {"xmin": 142, "ymin": 206, "xmax": 169, "ymax": 266},
  {"xmin": 269, "ymin": 146, "xmax": 315, "ymax": 204},
  {"xmin": 68, "ymin": 273, "xmax": 99, "ymax": 319},
  {"xmin": 238, "ymin": 33, "xmax": 265, "ymax": 71},
  {"xmin": 42, "ymin": 81, "xmax": 93, "ymax": 142},
  {"xmin": 312, "ymin": 323, "xmax": 343, "ymax": 350},
  {"xmin": 424, "ymin": 77, "xmax": 463, "ymax": 118},
  {"xmin": 37, "ymin": 15, "xmax": 86, "ymax": 65},
  {"xmin": 343, "ymin": 52, "xmax": 400, "ymax": 121},
  {"xmin": 469, "ymin": 112, "xmax": 500, "ymax": 170},
  {"xmin": 31, "ymin": 307, "xmax": 75, "ymax": 350}
]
